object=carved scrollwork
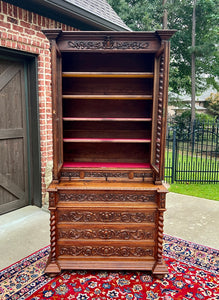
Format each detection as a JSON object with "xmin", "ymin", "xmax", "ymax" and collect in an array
[
  {"xmin": 59, "ymin": 246, "xmax": 153, "ymax": 257},
  {"xmin": 159, "ymin": 193, "xmax": 166, "ymax": 208},
  {"xmin": 85, "ymin": 172, "xmax": 128, "ymax": 178},
  {"xmin": 58, "ymin": 228, "xmax": 153, "ymax": 240},
  {"xmin": 61, "ymin": 171, "xmax": 152, "ymax": 179},
  {"xmin": 58, "ymin": 211, "xmax": 155, "ymax": 223},
  {"xmin": 134, "ymin": 172, "xmax": 152, "ymax": 178},
  {"xmin": 67, "ymin": 38, "xmax": 150, "ymax": 50},
  {"xmin": 59, "ymin": 193, "xmax": 155, "ymax": 203},
  {"xmin": 49, "ymin": 192, "xmax": 56, "ymax": 207},
  {"xmin": 61, "ymin": 171, "xmax": 80, "ymax": 177}
]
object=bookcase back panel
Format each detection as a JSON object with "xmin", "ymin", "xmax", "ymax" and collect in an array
[
  {"xmin": 63, "ymin": 121, "xmax": 151, "ymax": 139},
  {"xmin": 63, "ymin": 142, "xmax": 150, "ymax": 163},
  {"xmin": 62, "ymin": 53, "xmax": 154, "ymax": 72},
  {"xmin": 62, "ymin": 77, "xmax": 153, "ymax": 95},
  {"xmin": 63, "ymin": 99, "xmax": 152, "ymax": 118}
]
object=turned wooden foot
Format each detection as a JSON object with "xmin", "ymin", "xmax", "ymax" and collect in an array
[
  {"xmin": 45, "ymin": 256, "xmax": 61, "ymax": 277},
  {"xmin": 152, "ymin": 260, "xmax": 168, "ymax": 278}
]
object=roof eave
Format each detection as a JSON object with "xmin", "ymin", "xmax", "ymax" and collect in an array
[
  {"xmin": 44, "ymin": 0, "xmax": 131, "ymax": 31},
  {"xmin": 3, "ymin": 0, "xmax": 131, "ymax": 31}
]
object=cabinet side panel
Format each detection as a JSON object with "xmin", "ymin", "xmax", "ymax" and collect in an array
[{"xmin": 51, "ymin": 41, "xmax": 63, "ymax": 179}]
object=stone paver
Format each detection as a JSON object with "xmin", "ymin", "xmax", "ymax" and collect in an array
[{"xmin": 165, "ymin": 192, "xmax": 219, "ymax": 249}]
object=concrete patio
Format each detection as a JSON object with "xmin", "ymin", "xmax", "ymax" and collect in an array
[{"xmin": 0, "ymin": 192, "xmax": 218, "ymax": 270}]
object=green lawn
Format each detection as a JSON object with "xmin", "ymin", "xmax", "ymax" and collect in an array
[{"xmin": 168, "ymin": 183, "xmax": 219, "ymax": 201}]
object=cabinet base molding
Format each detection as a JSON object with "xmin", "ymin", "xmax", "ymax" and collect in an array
[
  {"xmin": 45, "ymin": 257, "xmax": 168, "ymax": 277},
  {"xmin": 152, "ymin": 260, "xmax": 169, "ymax": 277},
  {"xmin": 44, "ymin": 256, "xmax": 61, "ymax": 277}
]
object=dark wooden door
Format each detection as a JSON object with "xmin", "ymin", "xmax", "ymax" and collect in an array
[{"xmin": 0, "ymin": 58, "xmax": 29, "ymax": 214}]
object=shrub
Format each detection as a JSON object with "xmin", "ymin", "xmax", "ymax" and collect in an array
[
  {"xmin": 204, "ymin": 92, "xmax": 219, "ymax": 118},
  {"xmin": 172, "ymin": 111, "xmax": 216, "ymax": 139}
]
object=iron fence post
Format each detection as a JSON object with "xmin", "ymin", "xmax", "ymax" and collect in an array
[
  {"xmin": 171, "ymin": 128, "xmax": 176, "ymax": 184},
  {"xmin": 192, "ymin": 120, "xmax": 196, "ymax": 154}
]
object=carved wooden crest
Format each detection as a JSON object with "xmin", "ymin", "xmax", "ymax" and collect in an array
[{"xmin": 68, "ymin": 36, "xmax": 150, "ymax": 50}]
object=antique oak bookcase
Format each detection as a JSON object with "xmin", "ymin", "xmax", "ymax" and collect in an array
[{"xmin": 43, "ymin": 30, "xmax": 175, "ymax": 277}]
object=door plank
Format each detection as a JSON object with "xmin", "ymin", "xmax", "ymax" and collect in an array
[
  {"xmin": 0, "ymin": 173, "xmax": 25, "ymax": 199},
  {"xmin": 0, "ymin": 199, "xmax": 27, "ymax": 215},
  {"xmin": 0, "ymin": 64, "xmax": 21, "ymax": 91},
  {"xmin": 0, "ymin": 128, "xmax": 24, "ymax": 140},
  {"xmin": 0, "ymin": 58, "xmax": 28, "ymax": 214}
]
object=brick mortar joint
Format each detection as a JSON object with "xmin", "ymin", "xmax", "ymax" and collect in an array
[
  {"xmin": 1, "ymin": 4, "xmax": 76, "ymax": 30},
  {"xmin": 0, "ymin": 32, "xmax": 50, "ymax": 52},
  {"xmin": 1, "ymin": 2, "xmax": 56, "ymax": 26}
]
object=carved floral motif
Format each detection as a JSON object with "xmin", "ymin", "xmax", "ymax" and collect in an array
[
  {"xmin": 60, "ymin": 171, "xmax": 152, "ymax": 179},
  {"xmin": 61, "ymin": 171, "xmax": 80, "ymax": 177},
  {"xmin": 84, "ymin": 172, "xmax": 128, "ymax": 178},
  {"xmin": 68, "ymin": 37, "xmax": 150, "ymax": 50},
  {"xmin": 49, "ymin": 192, "xmax": 56, "ymax": 207},
  {"xmin": 58, "ymin": 211, "xmax": 155, "ymax": 223},
  {"xmin": 159, "ymin": 193, "xmax": 166, "ymax": 208},
  {"xmin": 59, "ymin": 246, "xmax": 153, "ymax": 257},
  {"xmin": 58, "ymin": 228, "xmax": 153, "ymax": 240},
  {"xmin": 59, "ymin": 193, "xmax": 155, "ymax": 202}
]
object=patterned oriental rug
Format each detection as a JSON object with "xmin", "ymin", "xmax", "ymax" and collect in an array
[{"xmin": 0, "ymin": 235, "xmax": 218, "ymax": 300}]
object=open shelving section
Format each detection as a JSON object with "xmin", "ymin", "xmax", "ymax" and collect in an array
[{"xmin": 61, "ymin": 51, "xmax": 154, "ymax": 169}]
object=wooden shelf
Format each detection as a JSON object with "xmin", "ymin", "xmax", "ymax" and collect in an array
[
  {"xmin": 63, "ymin": 117, "xmax": 152, "ymax": 122},
  {"xmin": 62, "ymin": 72, "xmax": 154, "ymax": 78},
  {"xmin": 63, "ymin": 138, "xmax": 151, "ymax": 143},
  {"xmin": 62, "ymin": 95, "xmax": 153, "ymax": 100}
]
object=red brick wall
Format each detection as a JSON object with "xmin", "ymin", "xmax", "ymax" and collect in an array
[{"xmin": 0, "ymin": 1, "xmax": 78, "ymax": 206}]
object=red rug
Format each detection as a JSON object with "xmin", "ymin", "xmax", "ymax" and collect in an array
[{"xmin": 0, "ymin": 235, "xmax": 218, "ymax": 300}]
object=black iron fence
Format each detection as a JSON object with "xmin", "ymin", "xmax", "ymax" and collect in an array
[{"xmin": 165, "ymin": 120, "xmax": 219, "ymax": 183}]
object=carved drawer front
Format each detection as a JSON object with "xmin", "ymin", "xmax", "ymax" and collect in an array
[
  {"xmin": 57, "ymin": 224, "xmax": 155, "ymax": 241},
  {"xmin": 58, "ymin": 190, "xmax": 157, "ymax": 204},
  {"xmin": 57, "ymin": 208, "xmax": 156, "ymax": 224},
  {"xmin": 57, "ymin": 241, "xmax": 154, "ymax": 259},
  {"xmin": 56, "ymin": 204, "xmax": 156, "ymax": 259}
]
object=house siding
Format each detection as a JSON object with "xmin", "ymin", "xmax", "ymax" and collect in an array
[{"xmin": 0, "ymin": 1, "xmax": 78, "ymax": 207}]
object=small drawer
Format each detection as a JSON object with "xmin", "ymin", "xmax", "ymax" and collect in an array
[
  {"xmin": 57, "ymin": 224, "xmax": 155, "ymax": 241},
  {"xmin": 58, "ymin": 190, "xmax": 157, "ymax": 204},
  {"xmin": 57, "ymin": 208, "xmax": 156, "ymax": 224},
  {"xmin": 57, "ymin": 241, "xmax": 155, "ymax": 258}
]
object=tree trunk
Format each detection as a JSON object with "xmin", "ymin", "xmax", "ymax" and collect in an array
[
  {"xmin": 162, "ymin": 0, "xmax": 168, "ymax": 29},
  {"xmin": 191, "ymin": 0, "xmax": 196, "ymax": 129}
]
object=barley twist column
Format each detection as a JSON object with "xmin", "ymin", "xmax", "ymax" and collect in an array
[
  {"xmin": 152, "ymin": 191, "xmax": 168, "ymax": 277},
  {"xmin": 50, "ymin": 207, "xmax": 57, "ymax": 263},
  {"xmin": 157, "ymin": 210, "xmax": 165, "ymax": 264},
  {"xmin": 45, "ymin": 191, "xmax": 61, "ymax": 276}
]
